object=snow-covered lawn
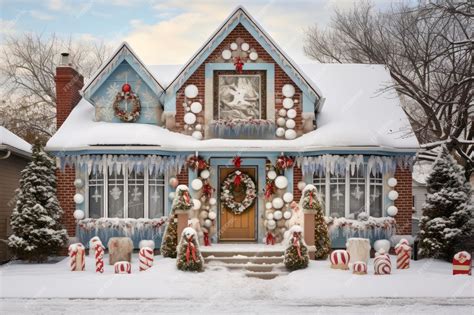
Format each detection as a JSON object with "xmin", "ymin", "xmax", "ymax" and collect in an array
[{"xmin": 0, "ymin": 254, "xmax": 472, "ymax": 313}]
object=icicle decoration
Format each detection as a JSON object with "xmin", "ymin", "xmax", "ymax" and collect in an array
[{"xmin": 209, "ymin": 119, "xmax": 275, "ymax": 139}]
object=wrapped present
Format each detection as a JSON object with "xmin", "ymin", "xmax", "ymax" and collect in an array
[
  {"xmin": 453, "ymin": 251, "xmax": 471, "ymax": 276},
  {"xmin": 330, "ymin": 250, "xmax": 350, "ymax": 270}
]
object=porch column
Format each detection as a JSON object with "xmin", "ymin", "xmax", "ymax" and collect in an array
[
  {"xmin": 303, "ymin": 209, "xmax": 316, "ymax": 260},
  {"xmin": 175, "ymin": 210, "xmax": 189, "ymax": 242}
]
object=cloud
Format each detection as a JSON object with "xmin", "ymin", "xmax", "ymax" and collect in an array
[{"xmin": 29, "ymin": 10, "xmax": 55, "ymax": 21}]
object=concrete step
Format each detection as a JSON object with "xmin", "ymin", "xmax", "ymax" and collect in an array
[
  {"xmin": 204, "ymin": 256, "xmax": 284, "ymax": 265},
  {"xmin": 244, "ymin": 271, "xmax": 289, "ymax": 280},
  {"xmin": 201, "ymin": 250, "xmax": 284, "ymax": 258},
  {"xmin": 207, "ymin": 262, "xmax": 285, "ymax": 273}
]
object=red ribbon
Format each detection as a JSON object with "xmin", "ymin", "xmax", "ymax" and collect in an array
[
  {"xmin": 293, "ymin": 232, "xmax": 302, "ymax": 258},
  {"xmin": 234, "ymin": 57, "xmax": 244, "ymax": 73},
  {"xmin": 202, "ymin": 182, "xmax": 214, "ymax": 199},
  {"xmin": 264, "ymin": 181, "xmax": 275, "ymax": 200},
  {"xmin": 186, "ymin": 238, "xmax": 197, "ymax": 263},
  {"xmin": 232, "ymin": 156, "xmax": 242, "ymax": 168},
  {"xmin": 309, "ymin": 192, "xmax": 313, "ymax": 207},
  {"xmin": 234, "ymin": 173, "xmax": 242, "ymax": 186},
  {"xmin": 203, "ymin": 232, "xmax": 211, "ymax": 246},
  {"xmin": 183, "ymin": 191, "xmax": 190, "ymax": 204},
  {"xmin": 266, "ymin": 232, "xmax": 275, "ymax": 245}
]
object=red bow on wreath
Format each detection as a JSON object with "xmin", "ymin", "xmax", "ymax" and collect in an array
[
  {"xmin": 202, "ymin": 182, "xmax": 214, "ymax": 199},
  {"xmin": 234, "ymin": 57, "xmax": 244, "ymax": 73},
  {"xmin": 232, "ymin": 156, "xmax": 242, "ymax": 168},
  {"xmin": 234, "ymin": 170, "xmax": 242, "ymax": 186},
  {"xmin": 276, "ymin": 156, "xmax": 295, "ymax": 171}
]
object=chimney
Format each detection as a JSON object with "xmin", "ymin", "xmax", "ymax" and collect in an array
[{"xmin": 55, "ymin": 52, "xmax": 84, "ymax": 129}]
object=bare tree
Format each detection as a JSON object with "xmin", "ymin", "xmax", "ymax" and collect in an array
[
  {"xmin": 0, "ymin": 33, "xmax": 111, "ymax": 143},
  {"xmin": 304, "ymin": 1, "xmax": 473, "ymax": 178}
]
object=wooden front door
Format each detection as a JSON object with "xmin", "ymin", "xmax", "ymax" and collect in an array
[{"xmin": 219, "ymin": 166, "xmax": 257, "ymax": 242}]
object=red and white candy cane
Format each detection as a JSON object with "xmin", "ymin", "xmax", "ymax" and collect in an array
[
  {"xmin": 114, "ymin": 261, "xmax": 131, "ymax": 274},
  {"xmin": 374, "ymin": 256, "xmax": 391, "ymax": 275},
  {"xmin": 330, "ymin": 250, "xmax": 350, "ymax": 270},
  {"xmin": 352, "ymin": 261, "xmax": 367, "ymax": 275},
  {"xmin": 139, "ymin": 247, "xmax": 154, "ymax": 271},
  {"xmin": 68, "ymin": 243, "xmax": 85, "ymax": 271},
  {"xmin": 394, "ymin": 242, "xmax": 411, "ymax": 269},
  {"xmin": 95, "ymin": 243, "xmax": 104, "ymax": 273}
]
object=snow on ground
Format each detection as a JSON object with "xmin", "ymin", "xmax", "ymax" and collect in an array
[{"xmin": 0, "ymin": 254, "xmax": 472, "ymax": 314}]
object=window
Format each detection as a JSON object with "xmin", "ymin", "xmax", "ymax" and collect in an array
[
  {"xmin": 329, "ymin": 174, "xmax": 345, "ymax": 218},
  {"xmin": 369, "ymin": 172, "xmax": 383, "ymax": 217},
  {"xmin": 349, "ymin": 166, "xmax": 366, "ymax": 218},
  {"xmin": 312, "ymin": 173, "xmax": 326, "ymax": 207},
  {"xmin": 87, "ymin": 165, "xmax": 165, "ymax": 219}
]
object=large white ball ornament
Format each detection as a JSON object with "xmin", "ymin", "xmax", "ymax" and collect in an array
[
  {"xmin": 388, "ymin": 190, "xmax": 399, "ymax": 201},
  {"xmin": 191, "ymin": 178, "xmax": 203, "ymax": 191},
  {"xmin": 266, "ymin": 219, "xmax": 276, "ymax": 230},
  {"xmin": 285, "ymin": 129, "xmax": 297, "ymax": 140},
  {"xmin": 208, "ymin": 211, "xmax": 217, "ymax": 220},
  {"xmin": 283, "ymin": 210, "xmax": 292, "ymax": 220},
  {"xmin": 273, "ymin": 210, "xmax": 283, "ymax": 220},
  {"xmin": 283, "ymin": 98, "xmax": 294, "ymax": 109},
  {"xmin": 184, "ymin": 84, "xmax": 198, "ymax": 98},
  {"xmin": 199, "ymin": 211, "xmax": 209, "ymax": 220},
  {"xmin": 278, "ymin": 108, "xmax": 287, "ymax": 117},
  {"xmin": 241, "ymin": 42, "xmax": 250, "ymax": 51},
  {"xmin": 275, "ymin": 176, "xmax": 288, "ymax": 189},
  {"xmin": 200, "ymin": 169, "xmax": 210, "ymax": 179},
  {"xmin": 192, "ymin": 199, "xmax": 202, "ymax": 211},
  {"xmin": 287, "ymin": 108, "xmax": 297, "ymax": 119},
  {"xmin": 222, "ymin": 49, "xmax": 232, "ymax": 60},
  {"xmin": 276, "ymin": 117, "xmax": 286, "ymax": 127},
  {"xmin": 374, "ymin": 239, "xmax": 391, "ymax": 253},
  {"xmin": 73, "ymin": 209, "xmax": 85, "ymax": 220},
  {"xmin": 204, "ymin": 219, "xmax": 212, "ymax": 228},
  {"xmin": 267, "ymin": 170, "xmax": 277, "ymax": 180},
  {"xmin": 276, "ymin": 127, "xmax": 285, "ymax": 137},
  {"xmin": 209, "ymin": 198, "xmax": 217, "ymax": 206},
  {"xmin": 184, "ymin": 112, "xmax": 197, "ymax": 125},
  {"xmin": 297, "ymin": 181, "xmax": 306, "ymax": 191},
  {"xmin": 192, "ymin": 131, "xmax": 203, "ymax": 140},
  {"xmin": 190, "ymin": 102, "xmax": 202, "ymax": 114},
  {"xmin": 74, "ymin": 193, "xmax": 84, "ymax": 204},
  {"xmin": 387, "ymin": 205, "xmax": 398, "ymax": 217},
  {"xmin": 283, "ymin": 192, "xmax": 294, "ymax": 203},
  {"xmin": 265, "ymin": 202, "xmax": 273, "ymax": 210},
  {"xmin": 266, "ymin": 212, "xmax": 274, "ymax": 220},
  {"xmin": 282, "ymin": 84, "xmax": 295, "ymax": 98},
  {"xmin": 387, "ymin": 177, "xmax": 398, "ymax": 187},
  {"xmin": 285, "ymin": 119, "xmax": 295, "ymax": 129},
  {"xmin": 230, "ymin": 42, "xmax": 238, "ymax": 50},
  {"xmin": 195, "ymin": 124, "xmax": 202, "ymax": 131},
  {"xmin": 74, "ymin": 178, "xmax": 84, "ymax": 188},
  {"xmin": 168, "ymin": 192, "xmax": 175, "ymax": 200},
  {"xmin": 249, "ymin": 51, "xmax": 258, "ymax": 61},
  {"xmin": 169, "ymin": 177, "xmax": 179, "ymax": 188},
  {"xmin": 272, "ymin": 197, "xmax": 284, "ymax": 209}
]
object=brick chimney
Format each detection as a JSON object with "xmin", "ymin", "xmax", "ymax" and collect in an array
[
  {"xmin": 54, "ymin": 53, "xmax": 84, "ymax": 239},
  {"xmin": 55, "ymin": 53, "xmax": 84, "ymax": 128}
]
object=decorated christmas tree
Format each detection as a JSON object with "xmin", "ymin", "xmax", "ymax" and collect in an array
[
  {"xmin": 176, "ymin": 227, "xmax": 204, "ymax": 272},
  {"xmin": 301, "ymin": 185, "xmax": 331, "ymax": 259},
  {"xmin": 160, "ymin": 185, "xmax": 193, "ymax": 258},
  {"xmin": 418, "ymin": 146, "xmax": 473, "ymax": 260},
  {"xmin": 284, "ymin": 225, "xmax": 309, "ymax": 270},
  {"xmin": 8, "ymin": 143, "xmax": 68, "ymax": 262}
]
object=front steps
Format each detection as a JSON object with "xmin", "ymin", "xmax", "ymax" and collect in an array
[{"xmin": 201, "ymin": 246, "xmax": 288, "ymax": 279}]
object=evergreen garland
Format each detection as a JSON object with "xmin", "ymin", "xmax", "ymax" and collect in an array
[{"xmin": 8, "ymin": 143, "xmax": 68, "ymax": 262}]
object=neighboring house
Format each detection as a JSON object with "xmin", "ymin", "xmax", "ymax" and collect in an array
[
  {"xmin": 411, "ymin": 160, "xmax": 433, "ymax": 236},
  {"xmin": 0, "ymin": 127, "xmax": 31, "ymax": 262},
  {"xmin": 45, "ymin": 6, "xmax": 418, "ymax": 249}
]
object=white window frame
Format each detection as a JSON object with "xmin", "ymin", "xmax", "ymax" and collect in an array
[{"xmin": 85, "ymin": 161, "xmax": 167, "ymax": 219}]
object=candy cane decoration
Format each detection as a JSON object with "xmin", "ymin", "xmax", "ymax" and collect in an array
[
  {"xmin": 394, "ymin": 239, "xmax": 411, "ymax": 269},
  {"xmin": 68, "ymin": 243, "xmax": 85, "ymax": 271},
  {"xmin": 330, "ymin": 250, "xmax": 350, "ymax": 270},
  {"xmin": 95, "ymin": 243, "xmax": 104, "ymax": 273},
  {"xmin": 139, "ymin": 247, "xmax": 154, "ymax": 271},
  {"xmin": 89, "ymin": 236, "xmax": 103, "ymax": 257},
  {"xmin": 352, "ymin": 261, "xmax": 367, "ymax": 275},
  {"xmin": 114, "ymin": 261, "xmax": 131, "ymax": 274},
  {"xmin": 374, "ymin": 256, "xmax": 391, "ymax": 275}
]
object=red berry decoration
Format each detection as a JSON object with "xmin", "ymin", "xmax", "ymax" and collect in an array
[{"xmin": 122, "ymin": 83, "xmax": 131, "ymax": 93}]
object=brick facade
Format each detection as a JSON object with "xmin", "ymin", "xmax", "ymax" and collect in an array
[
  {"xmin": 394, "ymin": 166, "xmax": 413, "ymax": 235},
  {"xmin": 293, "ymin": 165, "xmax": 303, "ymax": 201}
]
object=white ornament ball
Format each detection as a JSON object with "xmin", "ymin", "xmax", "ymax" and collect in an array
[
  {"xmin": 278, "ymin": 108, "xmax": 287, "ymax": 117},
  {"xmin": 168, "ymin": 192, "xmax": 175, "ymax": 200},
  {"xmin": 209, "ymin": 198, "xmax": 217, "ymax": 206},
  {"xmin": 192, "ymin": 131, "xmax": 203, "ymax": 140},
  {"xmin": 222, "ymin": 49, "xmax": 232, "ymax": 60},
  {"xmin": 285, "ymin": 119, "xmax": 295, "ymax": 129},
  {"xmin": 265, "ymin": 202, "xmax": 273, "ymax": 210},
  {"xmin": 283, "ymin": 210, "xmax": 292, "ymax": 220},
  {"xmin": 276, "ymin": 117, "xmax": 286, "ymax": 127},
  {"xmin": 208, "ymin": 211, "xmax": 217, "ymax": 220},
  {"xmin": 272, "ymin": 197, "xmax": 284, "ymax": 209},
  {"xmin": 275, "ymin": 176, "xmax": 289, "ymax": 189},
  {"xmin": 241, "ymin": 42, "xmax": 250, "ymax": 51},
  {"xmin": 374, "ymin": 239, "xmax": 391, "ymax": 253},
  {"xmin": 283, "ymin": 98, "xmax": 294, "ymax": 109},
  {"xmin": 184, "ymin": 112, "xmax": 196, "ymax": 125},
  {"xmin": 276, "ymin": 127, "xmax": 285, "ymax": 137},
  {"xmin": 388, "ymin": 190, "xmax": 399, "ymax": 201},
  {"xmin": 200, "ymin": 169, "xmax": 210, "ymax": 179},
  {"xmin": 266, "ymin": 219, "xmax": 276, "ymax": 230},
  {"xmin": 169, "ymin": 177, "xmax": 179, "ymax": 188},
  {"xmin": 287, "ymin": 108, "xmax": 297, "ymax": 119},
  {"xmin": 199, "ymin": 211, "xmax": 209, "ymax": 220},
  {"xmin": 190, "ymin": 102, "xmax": 202, "ymax": 114},
  {"xmin": 249, "ymin": 51, "xmax": 258, "ymax": 61},
  {"xmin": 273, "ymin": 210, "xmax": 283, "ymax": 220},
  {"xmin": 74, "ymin": 193, "xmax": 84, "ymax": 204},
  {"xmin": 184, "ymin": 84, "xmax": 198, "ymax": 98},
  {"xmin": 192, "ymin": 199, "xmax": 202, "ymax": 211},
  {"xmin": 282, "ymin": 84, "xmax": 295, "ymax": 98},
  {"xmin": 74, "ymin": 178, "xmax": 84, "ymax": 188},
  {"xmin": 387, "ymin": 205, "xmax": 398, "ymax": 217},
  {"xmin": 267, "ymin": 170, "xmax": 277, "ymax": 180},
  {"xmin": 266, "ymin": 212, "xmax": 274, "ymax": 220},
  {"xmin": 387, "ymin": 177, "xmax": 398, "ymax": 187},
  {"xmin": 73, "ymin": 209, "xmax": 85, "ymax": 220},
  {"xmin": 204, "ymin": 219, "xmax": 212, "ymax": 228},
  {"xmin": 297, "ymin": 181, "xmax": 306, "ymax": 191},
  {"xmin": 283, "ymin": 192, "xmax": 294, "ymax": 203},
  {"xmin": 195, "ymin": 124, "xmax": 202, "ymax": 131},
  {"xmin": 230, "ymin": 42, "xmax": 238, "ymax": 50},
  {"xmin": 191, "ymin": 178, "xmax": 203, "ymax": 191},
  {"xmin": 285, "ymin": 129, "xmax": 297, "ymax": 140}
]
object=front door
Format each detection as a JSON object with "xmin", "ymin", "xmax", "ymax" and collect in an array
[{"xmin": 219, "ymin": 166, "xmax": 257, "ymax": 242}]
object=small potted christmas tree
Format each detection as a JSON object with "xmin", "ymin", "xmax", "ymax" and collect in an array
[
  {"xmin": 176, "ymin": 227, "xmax": 204, "ymax": 272},
  {"xmin": 284, "ymin": 225, "xmax": 309, "ymax": 270}
]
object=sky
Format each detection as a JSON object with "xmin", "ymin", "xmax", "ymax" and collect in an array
[{"xmin": 1, "ymin": 0, "xmax": 400, "ymax": 65}]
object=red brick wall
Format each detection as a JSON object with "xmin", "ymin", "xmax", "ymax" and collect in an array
[
  {"xmin": 293, "ymin": 166, "xmax": 303, "ymax": 201},
  {"xmin": 56, "ymin": 167, "xmax": 76, "ymax": 235},
  {"xmin": 175, "ymin": 24, "xmax": 303, "ymax": 136},
  {"xmin": 177, "ymin": 167, "xmax": 189, "ymax": 186},
  {"xmin": 394, "ymin": 166, "xmax": 413, "ymax": 235}
]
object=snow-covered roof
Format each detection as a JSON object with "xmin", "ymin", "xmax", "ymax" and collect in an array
[
  {"xmin": 46, "ymin": 64, "xmax": 419, "ymax": 153},
  {"xmin": 0, "ymin": 126, "xmax": 31, "ymax": 155}
]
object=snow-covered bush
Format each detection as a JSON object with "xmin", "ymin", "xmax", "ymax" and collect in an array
[{"xmin": 8, "ymin": 144, "xmax": 68, "ymax": 262}]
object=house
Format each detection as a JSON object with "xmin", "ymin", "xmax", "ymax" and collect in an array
[
  {"xmin": 0, "ymin": 127, "xmax": 31, "ymax": 262},
  {"xmin": 45, "ymin": 6, "xmax": 418, "ymax": 250}
]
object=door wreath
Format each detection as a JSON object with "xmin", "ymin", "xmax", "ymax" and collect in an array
[
  {"xmin": 113, "ymin": 83, "xmax": 141, "ymax": 122},
  {"xmin": 220, "ymin": 170, "xmax": 256, "ymax": 214}
]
